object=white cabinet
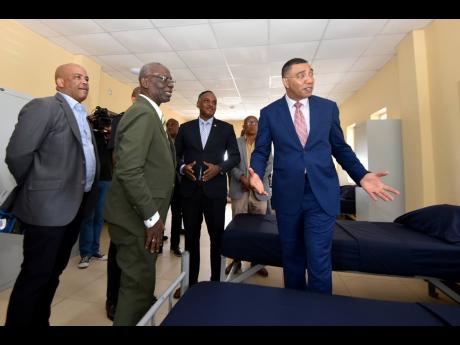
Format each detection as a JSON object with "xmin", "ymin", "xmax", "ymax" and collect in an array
[
  {"xmin": 0, "ymin": 233, "xmax": 23, "ymax": 291},
  {"xmin": 354, "ymin": 119, "xmax": 405, "ymax": 221}
]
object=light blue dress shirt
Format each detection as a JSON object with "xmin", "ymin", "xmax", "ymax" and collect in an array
[
  {"xmin": 199, "ymin": 116, "xmax": 214, "ymax": 149},
  {"xmin": 59, "ymin": 92, "xmax": 96, "ymax": 192}
]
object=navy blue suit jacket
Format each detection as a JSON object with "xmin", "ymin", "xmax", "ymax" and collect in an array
[
  {"xmin": 175, "ymin": 118, "xmax": 240, "ymax": 199},
  {"xmin": 251, "ymin": 95, "xmax": 367, "ymax": 216}
]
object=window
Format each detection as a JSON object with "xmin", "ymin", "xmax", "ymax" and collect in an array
[
  {"xmin": 337, "ymin": 123, "xmax": 356, "ymax": 184},
  {"xmin": 346, "ymin": 123, "xmax": 356, "ymax": 150},
  {"xmin": 370, "ymin": 107, "xmax": 388, "ymax": 120}
]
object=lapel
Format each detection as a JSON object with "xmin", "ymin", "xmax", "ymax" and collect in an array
[
  {"xmin": 238, "ymin": 137, "xmax": 248, "ymax": 170},
  {"xmin": 137, "ymin": 97, "xmax": 170, "ymax": 151},
  {"xmin": 168, "ymin": 136, "xmax": 177, "ymax": 167},
  {"xmin": 55, "ymin": 93, "xmax": 83, "ymax": 146},
  {"xmin": 192, "ymin": 119, "xmax": 203, "ymax": 150},
  {"xmin": 306, "ymin": 96, "xmax": 318, "ymax": 150},
  {"xmin": 204, "ymin": 117, "xmax": 218, "ymax": 151},
  {"xmin": 277, "ymin": 97, "xmax": 304, "ymax": 150}
]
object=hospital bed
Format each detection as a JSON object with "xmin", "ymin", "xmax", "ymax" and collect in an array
[
  {"xmin": 159, "ymin": 281, "xmax": 460, "ymax": 326},
  {"xmin": 220, "ymin": 213, "xmax": 460, "ymax": 303}
]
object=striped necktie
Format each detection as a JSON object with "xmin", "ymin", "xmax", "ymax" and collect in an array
[{"xmin": 294, "ymin": 102, "xmax": 308, "ymax": 147}]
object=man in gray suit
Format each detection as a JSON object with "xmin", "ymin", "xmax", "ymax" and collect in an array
[
  {"xmin": 4, "ymin": 63, "xmax": 99, "ymax": 326},
  {"xmin": 227, "ymin": 115, "xmax": 273, "ymax": 276},
  {"xmin": 104, "ymin": 62, "xmax": 176, "ymax": 325}
]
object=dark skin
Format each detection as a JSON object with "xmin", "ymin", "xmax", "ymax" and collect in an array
[
  {"xmin": 139, "ymin": 63, "xmax": 175, "ymax": 253},
  {"xmin": 166, "ymin": 118, "xmax": 179, "ymax": 139},
  {"xmin": 239, "ymin": 116, "xmax": 258, "ymax": 191},
  {"xmin": 183, "ymin": 91, "xmax": 222, "ymax": 183}
]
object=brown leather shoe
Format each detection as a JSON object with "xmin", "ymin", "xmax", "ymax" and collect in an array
[
  {"xmin": 251, "ymin": 263, "xmax": 269, "ymax": 278},
  {"xmin": 173, "ymin": 287, "xmax": 181, "ymax": 299},
  {"xmin": 256, "ymin": 267, "xmax": 269, "ymax": 277}
]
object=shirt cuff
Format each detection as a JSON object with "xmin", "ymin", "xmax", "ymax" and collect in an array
[
  {"xmin": 144, "ymin": 212, "xmax": 160, "ymax": 228},
  {"xmin": 180, "ymin": 164, "xmax": 186, "ymax": 175}
]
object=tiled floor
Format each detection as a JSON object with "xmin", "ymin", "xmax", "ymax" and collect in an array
[{"xmin": 0, "ymin": 204, "xmax": 456, "ymax": 326}]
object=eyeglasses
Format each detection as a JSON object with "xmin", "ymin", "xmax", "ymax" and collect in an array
[{"xmin": 145, "ymin": 74, "xmax": 176, "ymax": 85}]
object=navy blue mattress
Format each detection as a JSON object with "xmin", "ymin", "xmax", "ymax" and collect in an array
[
  {"xmin": 161, "ymin": 281, "xmax": 460, "ymax": 326},
  {"xmin": 222, "ymin": 214, "xmax": 460, "ymax": 281}
]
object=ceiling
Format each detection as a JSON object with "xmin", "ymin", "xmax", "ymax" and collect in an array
[{"xmin": 17, "ymin": 19, "xmax": 432, "ymax": 120}]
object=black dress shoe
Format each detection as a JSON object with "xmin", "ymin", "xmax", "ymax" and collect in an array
[
  {"xmin": 162, "ymin": 235, "xmax": 169, "ymax": 241},
  {"xmin": 171, "ymin": 246, "xmax": 183, "ymax": 257},
  {"xmin": 106, "ymin": 300, "xmax": 116, "ymax": 321},
  {"xmin": 225, "ymin": 260, "xmax": 241, "ymax": 275}
]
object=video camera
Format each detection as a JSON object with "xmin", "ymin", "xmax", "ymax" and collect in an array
[{"xmin": 91, "ymin": 106, "xmax": 112, "ymax": 131}]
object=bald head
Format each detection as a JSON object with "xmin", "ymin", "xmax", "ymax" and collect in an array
[
  {"xmin": 55, "ymin": 63, "xmax": 84, "ymax": 81},
  {"xmin": 131, "ymin": 86, "xmax": 140, "ymax": 103},
  {"xmin": 55, "ymin": 63, "xmax": 89, "ymax": 103},
  {"xmin": 138, "ymin": 62, "xmax": 166, "ymax": 82}
]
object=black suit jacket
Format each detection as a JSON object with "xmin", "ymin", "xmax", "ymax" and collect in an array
[{"xmin": 175, "ymin": 118, "xmax": 240, "ymax": 199}]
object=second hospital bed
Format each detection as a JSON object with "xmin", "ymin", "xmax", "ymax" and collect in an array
[{"xmin": 220, "ymin": 213, "xmax": 460, "ymax": 303}]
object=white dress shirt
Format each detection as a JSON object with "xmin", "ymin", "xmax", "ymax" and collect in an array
[
  {"xmin": 285, "ymin": 94, "xmax": 310, "ymax": 135},
  {"xmin": 139, "ymin": 94, "xmax": 163, "ymax": 228}
]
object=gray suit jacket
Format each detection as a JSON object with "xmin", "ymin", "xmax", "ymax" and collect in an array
[
  {"xmin": 229, "ymin": 136, "xmax": 273, "ymax": 201},
  {"xmin": 5, "ymin": 93, "xmax": 99, "ymax": 226}
]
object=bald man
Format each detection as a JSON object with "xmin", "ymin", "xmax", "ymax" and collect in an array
[{"xmin": 4, "ymin": 63, "xmax": 99, "ymax": 326}]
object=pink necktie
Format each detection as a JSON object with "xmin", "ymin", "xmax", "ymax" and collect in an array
[{"xmin": 294, "ymin": 102, "xmax": 308, "ymax": 147}]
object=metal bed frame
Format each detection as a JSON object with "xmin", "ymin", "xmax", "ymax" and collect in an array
[{"xmin": 137, "ymin": 251, "xmax": 190, "ymax": 326}]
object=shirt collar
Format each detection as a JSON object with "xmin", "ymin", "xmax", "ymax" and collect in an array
[
  {"xmin": 58, "ymin": 91, "xmax": 81, "ymax": 110},
  {"xmin": 199, "ymin": 116, "xmax": 214, "ymax": 126},
  {"xmin": 285, "ymin": 94, "xmax": 309, "ymax": 110},
  {"xmin": 139, "ymin": 94, "xmax": 163, "ymax": 120}
]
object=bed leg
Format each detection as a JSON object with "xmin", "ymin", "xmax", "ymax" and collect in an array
[
  {"xmin": 427, "ymin": 280, "xmax": 439, "ymax": 299},
  {"xmin": 220, "ymin": 255, "xmax": 227, "ymax": 281}
]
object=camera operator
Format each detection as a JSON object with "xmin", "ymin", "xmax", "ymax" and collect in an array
[{"xmin": 77, "ymin": 107, "xmax": 113, "ymax": 269}]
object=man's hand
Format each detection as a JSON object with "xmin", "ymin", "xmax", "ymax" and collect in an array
[
  {"xmin": 202, "ymin": 161, "xmax": 221, "ymax": 182},
  {"xmin": 144, "ymin": 219, "xmax": 165, "ymax": 254},
  {"xmin": 360, "ymin": 171, "xmax": 400, "ymax": 201},
  {"xmin": 239, "ymin": 175, "xmax": 250, "ymax": 191},
  {"xmin": 248, "ymin": 167, "xmax": 268, "ymax": 195},
  {"xmin": 183, "ymin": 161, "xmax": 197, "ymax": 181}
]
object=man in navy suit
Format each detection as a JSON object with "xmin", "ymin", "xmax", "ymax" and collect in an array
[
  {"xmin": 250, "ymin": 58, "xmax": 399, "ymax": 294},
  {"xmin": 174, "ymin": 90, "xmax": 240, "ymax": 296}
]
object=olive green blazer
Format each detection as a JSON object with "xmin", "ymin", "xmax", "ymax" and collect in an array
[{"xmin": 105, "ymin": 96, "xmax": 175, "ymax": 236}]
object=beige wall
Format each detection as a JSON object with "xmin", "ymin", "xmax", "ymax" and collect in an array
[
  {"xmin": 424, "ymin": 20, "xmax": 460, "ymax": 205},
  {"xmin": 339, "ymin": 19, "xmax": 460, "ymax": 211},
  {"xmin": 226, "ymin": 119, "xmax": 245, "ymax": 138},
  {"xmin": 0, "ymin": 20, "xmax": 74, "ymax": 98},
  {"xmin": 98, "ymin": 72, "xmax": 133, "ymax": 114},
  {"xmin": 0, "ymin": 19, "xmax": 183, "ymax": 121}
]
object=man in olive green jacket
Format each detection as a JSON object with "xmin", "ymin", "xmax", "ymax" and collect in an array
[{"xmin": 104, "ymin": 62, "xmax": 176, "ymax": 325}]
